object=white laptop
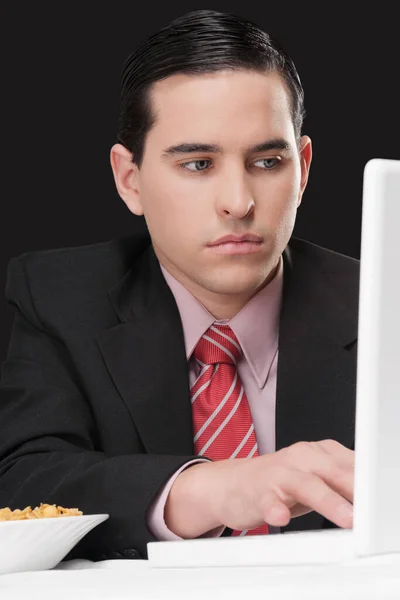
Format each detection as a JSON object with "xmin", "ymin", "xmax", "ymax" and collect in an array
[{"xmin": 147, "ymin": 158, "xmax": 400, "ymax": 567}]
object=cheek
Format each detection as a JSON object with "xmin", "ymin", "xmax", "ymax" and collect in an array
[
  {"xmin": 274, "ymin": 186, "xmax": 300, "ymax": 240},
  {"xmin": 260, "ymin": 169, "xmax": 299, "ymax": 213},
  {"xmin": 277, "ymin": 162, "xmax": 301, "ymax": 195},
  {"xmin": 143, "ymin": 187, "xmax": 200, "ymax": 248},
  {"xmin": 256, "ymin": 169, "xmax": 300, "ymax": 235}
]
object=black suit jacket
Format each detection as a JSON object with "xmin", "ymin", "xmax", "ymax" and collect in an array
[{"xmin": 0, "ymin": 229, "xmax": 359, "ymax": 560}]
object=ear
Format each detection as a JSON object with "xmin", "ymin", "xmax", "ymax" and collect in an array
[
  {"xmin": 297, "ymin": 135, "xmax": 312, "ymax": 208},
  {"xmin": 109, "ymin": 143, "xmax": 144, "ymax": 216}
]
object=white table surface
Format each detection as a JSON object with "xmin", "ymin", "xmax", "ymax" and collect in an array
[{"xmin": 2, "ymin": 554, "xmax": 400, "ymax": 600}]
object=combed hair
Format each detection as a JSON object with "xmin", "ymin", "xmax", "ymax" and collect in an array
[{"xmin": 116, "ymin": 9, "xmax": 306, "ymax": 168}]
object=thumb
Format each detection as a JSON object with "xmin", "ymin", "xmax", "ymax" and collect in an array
[{"xmin": 263, "ymin": 501, "xmax": 292, "ymax": 527}]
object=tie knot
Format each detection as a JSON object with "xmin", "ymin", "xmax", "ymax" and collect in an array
[{"xmin": 193, "ymin": 324, "xmax": 242, "ymax": 366}]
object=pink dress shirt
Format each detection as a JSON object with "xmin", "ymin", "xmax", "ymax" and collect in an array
[{"xmin": 147, "ymin": 254, "xmax": 284, "ymax": 539}]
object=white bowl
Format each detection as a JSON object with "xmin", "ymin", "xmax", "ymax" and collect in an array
[{"xmin": 0, "ymin": 513, "xmax": 109, "ymax": 575}]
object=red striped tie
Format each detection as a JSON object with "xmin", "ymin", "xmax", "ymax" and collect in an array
[{"xmin": 191, "ymin": 324, "xmax": 269, "ymax": 536}]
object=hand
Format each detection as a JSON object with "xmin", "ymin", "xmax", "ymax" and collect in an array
[{"xmin": 165, "ymin": 439, "xmax": 354, "ymax": 538}]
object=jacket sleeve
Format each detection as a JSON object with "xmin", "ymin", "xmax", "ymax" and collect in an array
[{"xmin": 0, "ymin": 256, "xmax": 202, "ymax": 560}]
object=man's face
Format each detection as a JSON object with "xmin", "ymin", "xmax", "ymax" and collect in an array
[{"xmin": 111, "ymin": 69, "xmax": 312, "ymax": 317}]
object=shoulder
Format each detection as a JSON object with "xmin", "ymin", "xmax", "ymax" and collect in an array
[
  {"xmin": 286, "ymin": 236, "xmax": 360, "ymax": 323},
  {"xmin": 5, "ymin": 229, "xmax": 151, "ymax": 330},
  {"xmin": 288, "ymin": 236, "xmax": 359, "ymax": 274},
  {"xmin": 8, "ymin": 230, "xmax": 151, "ymax": 287}
]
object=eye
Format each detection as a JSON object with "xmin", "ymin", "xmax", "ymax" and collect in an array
[
  {"xmin": 253, "ymin": 157, "xmax": 280, "ymax": 169},
  {"xmin": 179, "ymin": 156, "xmax": 281, "ymax": 173},
  {"xmin": 179, "ymin": 159, "xmax": 211, "ymax": 172}
]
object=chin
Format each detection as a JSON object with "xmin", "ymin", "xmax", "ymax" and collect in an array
[{"xmin": 204, "ymin": 272, "xmax": 264, "ymax": 296}]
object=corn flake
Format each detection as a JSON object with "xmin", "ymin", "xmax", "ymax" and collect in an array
[{"xmin": 0, "ymin": 503, "xmax": 83, "ymax": 521}]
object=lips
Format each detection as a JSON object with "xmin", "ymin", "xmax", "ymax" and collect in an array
[
  {"xmin": 208, "ymin": 233, "xmax": 263, "ymax": 246},
  {"xmin": 207, "ymin": 240, "xmax": 263, "ymax": 255}
]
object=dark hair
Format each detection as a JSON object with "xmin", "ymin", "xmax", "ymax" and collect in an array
[{"xmin": 116, "ymin": 9, "xmax": 306, "ymax": 169}]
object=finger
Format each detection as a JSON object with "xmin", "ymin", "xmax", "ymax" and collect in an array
[
  {"xmin": 265, "ymin": 484, "xmax": 313, "ymax": 521},
  {"xmin": 263, "ymin": 496, "xmax": 318, "ymax": 522},
  {"xmin": 260, "ymin": 497, "xmax": 292, "ymax": 527},
  {"xmin": 289, "ymin": 502, "xmax": 313, "ymax": 519},
  {"xmin": 283, "ymin": 469, "xmax": 354, "ymax": 529},
  {"xmin": 321, "ymin": 464, "xmax": 354, "ymax": 505},
  {"xmin": 315, "ymin": 439, "xmax": 355, "ymax": 471},
  {"xmin": 290, "ymin": 442, "xmax": 354, "ymax": 504}
]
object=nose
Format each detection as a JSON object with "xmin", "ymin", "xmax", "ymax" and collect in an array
[{"xmin": 215, "ymin": 168, "xmax": 255, "ymax": 219}]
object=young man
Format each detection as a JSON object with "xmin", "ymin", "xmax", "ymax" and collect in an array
[{"xmin": 0, "ymin": 9, "xmax": 357, "ymax": 560}]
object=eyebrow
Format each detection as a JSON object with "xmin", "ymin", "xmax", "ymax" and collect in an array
[{"xmin": 161, "ymin": 138, "xmax": 293, "ymax": 159}]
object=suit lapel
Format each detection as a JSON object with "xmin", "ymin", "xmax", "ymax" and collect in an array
[
  {"xmin": 96, "ymin": 243, "xmax": 194, "ymax": 455},
  {"xmin": 96, "ymin": 237, "xmax": 359, "ymax": 532}
]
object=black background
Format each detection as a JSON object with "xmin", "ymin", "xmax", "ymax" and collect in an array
[{"xmin": 2, "ymin": 3, "xmax": 399, "ymax": 362}]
